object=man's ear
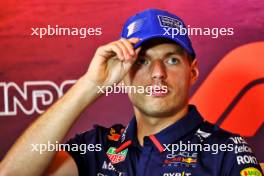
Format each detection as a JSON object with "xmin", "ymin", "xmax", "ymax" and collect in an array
[{"xmin": 190, "ymin": 59, "xmax": 199, "ymax": 85}]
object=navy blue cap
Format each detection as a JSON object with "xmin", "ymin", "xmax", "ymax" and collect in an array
[{"xmin": 121, "ymin": 9, "xmax": 196, "ymax": 58}]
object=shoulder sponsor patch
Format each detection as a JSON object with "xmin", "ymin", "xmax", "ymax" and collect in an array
[
  {"xmin": 230, "ymin": 136, "xmax": 248, "ymax": 145},
  {"xmin": 236, "ymin": 155, "xmax": 258, "ymax": 165},
  {"xmin": 106, "ymin": 147, "xmax": 128, "ymax": 164},
  {"xmin": 240, "ymin": 167, "xmax": 262, "ymax": 176}
]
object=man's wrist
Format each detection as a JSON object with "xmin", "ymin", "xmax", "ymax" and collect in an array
[{"xmin": 77, "ymin": 75, "xmax": 104, "ymax": 100}]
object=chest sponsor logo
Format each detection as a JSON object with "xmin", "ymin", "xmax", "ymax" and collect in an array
[
  {"xmin": 164, "ymin": 152, "xmax": 197, "ymax": 168},
  {"xmin": 102, "ymin": 161, "xmax": 115, "ymax": 171},
  {"xmin": 163, "ymin": 172, "xmax": 191, "ymax": 176},
  {"xmin": 240, "ymin": 167, "xmax": 262, "ymax": 176},
  {"xmin": 101, "ymin": 161, "xmax": 127, "ymax": 176},
  {"xmin": 107, "ymin": 128, "xmax": 121, "ymax": 141},
  {"xmin": 106, "ymin": 147, "xmax": 128, "ymax": 164}
]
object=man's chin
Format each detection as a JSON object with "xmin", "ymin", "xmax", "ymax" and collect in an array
[
  {"xmin": 145, "ymin": 110, "xmax": 176, "ymax": 118},
  {"xmin": 137, "ymin": 105, "xmax": 177, "ymax": 118}
]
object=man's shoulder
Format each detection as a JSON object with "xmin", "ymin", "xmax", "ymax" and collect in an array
[
  {"xmin": 197, "ymin": 120, "xmax": 243, "ymax": 144},
  {"xmin": 83, "ymin": 123, "xmax": 125, "ymax": 138}
]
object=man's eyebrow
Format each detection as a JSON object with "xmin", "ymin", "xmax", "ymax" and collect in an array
[
  {"xmin": 164, "ymin": 47, "xmax": 185, "ymax": 56},
  {"xmin": 139, "ymin": 46, "xmax": 185, "ymax": 58},
  {"xmin": 164, "ymin": 50, "xmax": 184, "ymax": 57}
]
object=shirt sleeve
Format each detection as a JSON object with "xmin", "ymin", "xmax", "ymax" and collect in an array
[{"xmin": 221, "ymin": 135, "xmax": 263, "ymax": 176}]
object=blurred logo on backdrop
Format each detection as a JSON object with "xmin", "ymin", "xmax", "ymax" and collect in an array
[{"xmin": 0, "ymin": 80, "xmax": 76, "ymax": 116}]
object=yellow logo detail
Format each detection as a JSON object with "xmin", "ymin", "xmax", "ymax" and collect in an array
[{"xmin": 240, "ymin": 167, "xmax": 262, "ymax": 176}]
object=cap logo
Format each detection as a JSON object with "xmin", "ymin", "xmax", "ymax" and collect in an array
[
  {"xmin": 158, "ymin": 15, "xmax": 182, "ymax": 29},
  {"xmin": 127, "ymin": 18, "xmax": 144, "ymax": 37}
]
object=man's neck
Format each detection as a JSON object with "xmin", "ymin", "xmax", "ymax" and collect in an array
[{"xmin": 134, "ymin": 105, "xmax": 188, "ymax": 146}]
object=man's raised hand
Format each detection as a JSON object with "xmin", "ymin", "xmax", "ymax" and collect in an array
[{"xmin": 84, "ymin": 38, "xmax": 141, "ymax": 87}]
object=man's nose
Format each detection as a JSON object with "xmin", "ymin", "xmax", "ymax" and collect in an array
[{"xmin": 151, "ymin": 60, "xmax": 167, "ymax": 80}]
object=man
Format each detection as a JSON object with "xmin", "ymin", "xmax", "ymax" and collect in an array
[{"xmin": 0, "ymin": 9, "xmax": 263, "ymax": 176}]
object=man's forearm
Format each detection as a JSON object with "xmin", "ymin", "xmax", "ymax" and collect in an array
[{"xmin": 0, "ymin": 75, "xmax": 100, "ymax": 176}]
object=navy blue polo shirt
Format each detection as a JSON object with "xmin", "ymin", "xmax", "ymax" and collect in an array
[{"xmin": 66, "ymin": 105, "xmax": 263, "ymax": 176}]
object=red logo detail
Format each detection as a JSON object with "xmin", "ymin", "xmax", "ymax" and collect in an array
[{"xmin": 107, "ymin": 128, "xmax": 121, "ymax": 141}]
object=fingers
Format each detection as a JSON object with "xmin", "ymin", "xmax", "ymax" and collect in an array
[
  {"xmin": 107, "ymin": 38, "xmax": 140, "ymax": 61},
  {"xmin": 117, "ymin": 38, "xmax": 139, "ymax": 61},
  {"xmin": 122, "ymin": 38, "xmax": 140, "ymax": 57},
  {"xmin": 99, "ymin": 38, "xmax": 140, "ymax": 63},
  {"xmin": 128, "ymin": 37, "xmax": 140, "ymax": 44},
  {"xmin": 120, "ymin": 38, "xmax": 135, "ymax": 57},
  {"xmin": 103, "ymin": 43, "xmax": 125, "ymax": 61},
  {"xmin": 115, "ymin": 40, "xmax": 131, "ymax": 60}
]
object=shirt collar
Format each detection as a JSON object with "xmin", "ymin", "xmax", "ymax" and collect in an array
[
  {"xmin": 115, "ymin": 117, "xmax": 138, "ymax": 153},
  {"xmin": 115, "ymin": 105, "xmax": 204, "ymax": 153},
  {"xmin": 154, "ymin": 105, "xmax": 204, "ymax": 145}
]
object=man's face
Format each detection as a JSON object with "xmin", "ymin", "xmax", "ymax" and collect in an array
[{"xmin": 123, "ymin": 41, "xmax": 199, "ymax": 118}]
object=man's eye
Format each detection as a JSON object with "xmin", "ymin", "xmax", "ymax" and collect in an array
[
  {"xmin": 167, "ymin": 57, "xmax": 179, "ymax": 65},
  {"xmin": 136, "ymin": 58, "xmax": 149, "ymax": 65}
]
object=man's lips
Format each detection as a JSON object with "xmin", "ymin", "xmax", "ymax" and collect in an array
[{"xmin": 150, "ymin": 90, "xmax": 167, "ymax": 97}]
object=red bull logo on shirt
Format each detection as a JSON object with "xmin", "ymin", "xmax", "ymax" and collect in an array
[{"xmin": 164, "ymin": 152, "xmax": 197, "ymax": 168}]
